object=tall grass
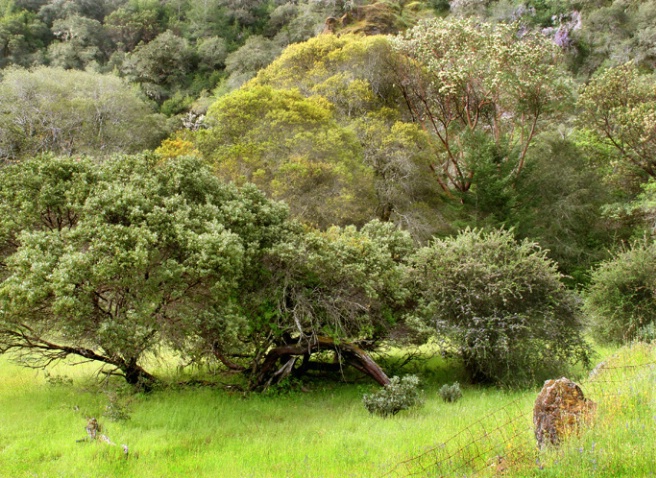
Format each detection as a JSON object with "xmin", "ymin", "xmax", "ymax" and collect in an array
[
  {"xmin": 392, "ymin": 343, "xmax": 656, "ymax": 477},
  {"xmin": 527, "ymin": 343, "xmax": 656, "ymax": 478},
  {"xmin": 0, "ymin": 355, "xmax": 523, "ymax": 477},
  {"xmin": 0, "ymin": 344, "xmax": 652, "ymax": 477}
]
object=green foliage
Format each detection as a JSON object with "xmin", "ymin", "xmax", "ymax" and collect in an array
[
  {"xmin": 37, "ymin": 0, "xmax": 118, "ymax": 25},
  {"xmin": 195, "ymin": 35, "xmax": 227, "ymax": 72},
  {"xmin": 576, "ymin": 0, "xmax": 656, "ymax": 74},
  {"xmin": 354, "ymin": 111, "xmax": 446, "ymax": 238},
  {"xmin": 578, "ymin": 63, "xmax": 656, "ymax": 181},
  {"xmin": 247, "ymin": 34, "xmax": 447, "ymax": 235},
  {"xmin": 0, "ymin": 67, "xmax": 165, "ymax": 160},
  {"xmin": 584, "ymin": 240, "xmax": 656, "ymax": 344},
  {"xmin": 261, "ymin": 376, "xmax": 304, "ymax": 396},
  {"xmin": 438, "ymin": 381, "xmax": 462, "ymax": 403},
  {"xmin": 160, "ymin": 91, "xmax": 194, "ymax": 116},
  {"xmin": 254, "ymin": 34, "xmax": 401, "ymax": 110},
  {"xmin": 0, "ymin": 9, "xmax": 50, "ymax": 67},
  {"xmin": 265, "ymin": 0, "xmax": 336, "ymax": 46},
  {"xmin": 524, "ymin": 0, "xmax": 571, "ymax": 27},
  {"xmin": 223, "ymin": 35, "xmax": 282, "ymax": 89},
  {"xmin": 636, "ymin": 322, "xmax": 656, "ymax": 342},
  {"xmin": 363, "ymin": 375, "xmax": 423, "ymax": 417},
  {"xmin": 0, "ymin": 154, "xmax": 291, "ymax": 384},
  {"xmin": 43, "ymin": 370, "xmax": 73, "ymax": 387},
  {"xmin": 211, "ymin": 219, "xmax": 416, "ymax": 377},
  {"xmin": 408, "ymin": 228, "xmax": 591, "ymax": 386},
  {"xmin": 512, "ymin": 133, "xmax": 613, "ymax": 283},
  {"xmin": 103, "ymin": 388, "xmax": 133, "ymax": 421},
  {"xmin": 452, "ymin": 131, "xmax": 518, "ymax": 227},
  {"xmin": 262, "ymin": 220, "xmax": 414, "ymax": 338},
  {"xmin": 0, "ymin": 153, "xmax": 410, "ymax": 388},
  {"xmin": 47, "ymin": 13, "xmax": 110, "ymax": 69},
  {"xmin": 105, "ymin": 3, "xmax": 161, "ymax": 52},
  {"xmin": 624, "ymin": 178, "xmax": 656, "ymax": 236},
  {"xmin": 121, "ymin": 30, "xmax": 195, "ymax": 101}
]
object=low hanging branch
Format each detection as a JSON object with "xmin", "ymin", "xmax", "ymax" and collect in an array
[
  {"xmin": 0, "ymin": 324, "xmax": 158, "ymax": 389},
  {"xmin": 212, "ymin": 342, "xmax": 247, "ymax": 372}
]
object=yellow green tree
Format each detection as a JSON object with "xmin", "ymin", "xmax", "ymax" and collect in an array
[
  {"xmin": 241, "ymin": 34, "xmax": 444, "ymax": 235},
  {"xmin": 197, "ymin": 85, "xmax": 377, "ymax": 228}
]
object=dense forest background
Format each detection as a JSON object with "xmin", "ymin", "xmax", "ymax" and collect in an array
[
  {"xmin": 4, "ymin": 0, "xmax": 652, "ymax": 272},
  {"xmin": 2, "ymin": 0, "xmax": 656, "ymax": 390}
]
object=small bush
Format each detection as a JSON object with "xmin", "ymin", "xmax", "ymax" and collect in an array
[
  {"xmin": 439, "ymin": 382, "xmax": 463, "ymax": 403},
  {"xmin": 363, "ymin": 375, "xmax": 423, "ymax": 417},
  {"xmin": 637, "ymin": 322, "xmax": 656, "ymax": 343},
  {"xmin": 103, "ymin": 390, "xmax": 133, "ymax": 422},
  {"xmin": 44, "ymin": 371, "xmax": 73, "ymax": 387}
]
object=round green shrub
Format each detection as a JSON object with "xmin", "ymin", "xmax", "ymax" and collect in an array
[
  {"xmin": 584, "ymin": 240, "xmax": 656, "ymax": 344},
  {"xmin": 408, "ymin": 228, "xmax": 590, "ymax": 386},
  {"xmin": 439, "ymin": 382, "xmax": 463, "ymax": 403}
]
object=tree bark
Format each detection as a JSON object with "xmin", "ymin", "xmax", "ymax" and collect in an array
[
  {"xmin": 120, "ymin": 359, "xmax": 158, "ymax": 391},
  {"xmin": 253, "ymin": 336, "xmax": 389, "ymax": 389},
  {"xmin": 212, "ymin": 341, "xmax": 246, "ymax": 372},
  {"xmin": 0, "ymin": 325, "xmax": 159, "ymax": 390}
]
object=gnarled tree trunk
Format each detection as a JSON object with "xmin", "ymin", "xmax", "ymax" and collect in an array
[{"xmin": 253, "ymin": 336, "xmax": 390, "ymax": 390}]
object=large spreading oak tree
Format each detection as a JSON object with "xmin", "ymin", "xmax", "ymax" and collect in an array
[
  {"xmin": 0, "ymin": 154, "xmax": 290, "ymax": 387},
  {"xmin": 0, "ymin": 154, "xmax": 408, "ymax": 389}
]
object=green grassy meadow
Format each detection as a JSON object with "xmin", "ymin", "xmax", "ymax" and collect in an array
[{"xmin": 0, "ymin": 344, "xmax": 654, "ymax": 478}]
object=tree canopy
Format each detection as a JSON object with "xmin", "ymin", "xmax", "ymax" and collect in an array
[
  {"xmin": 0, "ymin": 154, "xmax": 291, "ymax": 387},
  {"xmin": 0, "ymin": 67, "xmax": 165, "ymax": 160},
  {"xmin": 0, "ymin": 154, "xmax": 413, "ymax": 389},
  {"xmin": 392, "ymin": 19, "xmax": 572, "ymax": 194},
  {"xmin": 197, "ymin": 84, "xmax": 377, "ymax": 228},
  {"xmin": 578, "ymin": 63, "xmax": 656, "ymax": 180}
]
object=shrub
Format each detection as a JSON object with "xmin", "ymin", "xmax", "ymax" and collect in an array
[
  {"xmin": 584, "ymin": 240, "xmax": 656, "ymax": 344},
  {"xmin": 439, "ymin": 382, "xmax": 462, "ymax": 403},
  {"xmin": 408, "ymin": 228, "xmax": 591, "ymax": 386},
  {"xmin": 363, "ymin": 375, "xmax": 423, "ymax": 417}
]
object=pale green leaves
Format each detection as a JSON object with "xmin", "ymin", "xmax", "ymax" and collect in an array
[
  {"xmin": 0, "ymin": 67, "xmax": 165, "ymax": 160},
  {"xmin": 0, "ymin": 154, "xmax": 291, "ymax": 371},
  {"xmin": 392, "ymin": 18, "xmax": 572, "ymax": 192},
  {"xmin": 578, "ymin": 63, "xmax": 656, "ymax": 178},
  {"xmin": 407, "ymin": 228, "xmax": 589, "ymax": 385}
]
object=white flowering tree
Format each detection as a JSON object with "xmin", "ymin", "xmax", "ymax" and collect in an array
[
  {"xmin": 578, "ymin": 62, "xmax": 656, "ymax": 179},
  {"xmin": 392, "ymin": 19, "xmax": 572, "ymax": 194}
]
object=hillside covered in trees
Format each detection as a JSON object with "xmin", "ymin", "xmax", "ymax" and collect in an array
[{"xmin": 2, "ymin": 0, "xmax": 656, "ymax": 391}]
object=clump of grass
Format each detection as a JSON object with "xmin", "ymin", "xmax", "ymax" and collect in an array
[{"xmin": 44, "ymin": 370, "xmax": 73, "ymax": 387}]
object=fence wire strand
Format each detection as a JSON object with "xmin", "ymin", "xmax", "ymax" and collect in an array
[{"xmin": 382, "ymin": 352, "xmax": 656, "ymax": 478}]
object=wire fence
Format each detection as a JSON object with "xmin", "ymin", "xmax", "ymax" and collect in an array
[{"xmin": 382, "ymin": 348, "xmax": 656, "ymax": 478}]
